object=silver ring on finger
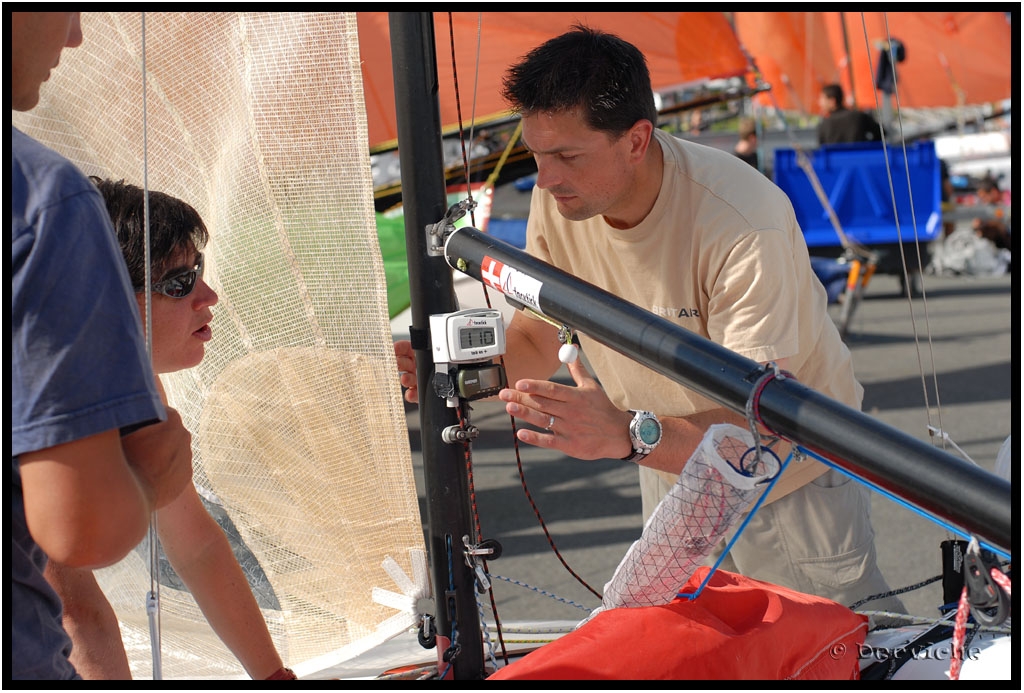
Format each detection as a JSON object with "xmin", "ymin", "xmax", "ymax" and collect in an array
[{"xmin": 547, "ymin": 415, "xmax": 556, "ymax": 431}]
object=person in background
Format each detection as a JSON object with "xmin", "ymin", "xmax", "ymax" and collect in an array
[
  {"xmin": 973, "ymin": 178, "xmax": 1011, "ymax": 247},
  {"xmin": 972, "ymin": 177, "xmax": 1012, "ymax": 271},
  {"xmin": 817, "ymin": 83, "xmax": 883, "ymax": 145},
  {"xmin": 733, "ymin": 116, "xmax": 760, "ymax": 170},
  {"xmin": 395, "ymin": 25, "xmax": 904, "ymax": 615},
  {"xmin": 12, "ymin": 12, "xmax": 193, "ymax": 679},
  {"xmin": 940, "ymin": 158, "xmax": 956, "ymax": 239},
  {"xmin": 42, "ymin": 178, "xmax": 297, "ymax": 681}
]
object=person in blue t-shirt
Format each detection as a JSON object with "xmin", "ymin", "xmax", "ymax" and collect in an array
[{"xmin": 11, "ymin": 12, "xmax": 194, "ymax": 680}]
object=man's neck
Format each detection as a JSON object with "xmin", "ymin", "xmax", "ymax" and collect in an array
[{"xmin": 603, "ymin": 134, "xmax": 664, "ymax": 230}]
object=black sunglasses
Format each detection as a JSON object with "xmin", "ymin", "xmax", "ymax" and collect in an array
[{"xmin": 136, "ymin": 253, "xmax": 205, "ymax": 298}]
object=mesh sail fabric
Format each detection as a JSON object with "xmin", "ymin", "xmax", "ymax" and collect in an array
[
  {"xmin": 13, "ymin": 12, "xmax": 424, "ymax": 679},
  {"xmin": 593, "ymin": 423, "xmax": 779, "ymax": 618}
]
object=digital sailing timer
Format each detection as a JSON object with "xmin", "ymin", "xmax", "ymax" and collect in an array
[
  {"xmin": 430, "ymin": 308, "xmax": 506, "ymax": 364},
  {"xmin": 429, "ymin": 308, "xmax": 507, "ymax": 404}
]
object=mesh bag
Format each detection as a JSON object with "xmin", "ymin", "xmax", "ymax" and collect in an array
[{"xmin": 595, "ymin": 423, "xmax": 779, "ymax": 616}]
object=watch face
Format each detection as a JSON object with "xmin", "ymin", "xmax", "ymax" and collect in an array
[{"xmin": 637, "ymin": 417, "xmax": 661, "ymax": 445}]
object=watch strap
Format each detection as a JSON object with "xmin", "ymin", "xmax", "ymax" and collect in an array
[{"xmin": 621, "ymin": 447, "xmax": 646, "ymax": 462}]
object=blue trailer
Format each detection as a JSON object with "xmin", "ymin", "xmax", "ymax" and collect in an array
[{"xmin": 774, "ymin": 140, "xmax": 943, "ymax": 299}]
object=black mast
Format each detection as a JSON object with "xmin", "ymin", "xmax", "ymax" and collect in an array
[{"xmin": 388, "ymin": 12, "xmax": 487, "ymax": 679}]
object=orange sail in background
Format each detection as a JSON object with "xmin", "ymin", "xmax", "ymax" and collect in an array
[
  {"xmin": 822, "ymin": 12, "xmax": 1012, "ymax": 110},
  {"xmin": 358, "ymin": 11, "xmax": 1011, "ymax": 149},
  {"xmin": 734, "ymin": 11, "xmax": 1012, "ymax": 114},
  {"xmin": 733, "ymin": 12, "xmax": 838, "ymax": 115},
  {"xmin": 357, "ymin": 12, "xmax": 749, "ymax": 151}
]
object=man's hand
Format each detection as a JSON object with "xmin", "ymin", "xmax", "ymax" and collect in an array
[
  {"xmin": 498, "ymin": 357, "xmax": 633, "ymax": 461},
  {"xmin": 121, "ymin": 405, "xmax": 193, "ymax": 510}
]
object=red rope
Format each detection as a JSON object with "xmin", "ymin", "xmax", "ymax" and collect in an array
[
  {"xmin": 948, "ymin": 585, "xmax": 970, "ymax": 680},
  {"xmin": 990, "ymin": 567, "xmax": 1012, "ymax": 597}
]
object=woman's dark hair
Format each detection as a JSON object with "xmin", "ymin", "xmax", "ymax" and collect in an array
[{"xmin": 90, "ymin": 176, "xmax": 208, "ymax": 289}]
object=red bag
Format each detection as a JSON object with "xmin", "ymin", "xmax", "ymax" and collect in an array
[{"xmin": 488, "ymin": 567, "xmax": 867, "ymax": 680}]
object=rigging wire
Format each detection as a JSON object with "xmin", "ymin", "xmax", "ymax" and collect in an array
[
  {"xmin": 138, "ymin": 11, "xmax": 164, "ymax": 681},
  {"xmin": 858, "ymin": 13, "xmax": 947, "ymax": 452},
  {"xmin": 737, "ymin": 14, "xmax": 953, "ymax": 458}
]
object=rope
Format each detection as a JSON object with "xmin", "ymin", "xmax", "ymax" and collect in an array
[
  {"xmin": 507, "ymin": 412, "xmax": 602, "ymax": 600},
  {"xmin": 455, "ymin": 403, "xmax": 511, "ymax": 666},
  {"xmin": 490, "ymin": 575, "xmax": 593, "ymax": 613},
  {"xmin": 443, "ymin": 10, "xmax": 598, "ymax": 662},
  {"xmin": 475, "ymin": 598, "xmax": 499, "ymax": 673},
  {"xmin": 942, "ymin": 555, "xmax": 1008, "ymax": 683},
  {"xmin": 446, "ymin": 13, "xmax": 476, "ymax": 226},
  {"xmin": 990, "ymin": 567, "xmax": 1011, "ymax": 597},
  {"xmin": 743, "ymin": 362, "xmax": 794, "ymax": 472},
  {"xmin": 797, "ymin": 447, "xmax": 1010, "ymax": 562},
  {"xmin": 437, "ymin": 534, "xmax": 459, "ymax": 680},
  {"xmin": 848, "ymin": 572, "xmax": 943, "ymax": 611},
  {"xmin": 947, "ymin": 585, "xmax": 971, "ymax": 680}
]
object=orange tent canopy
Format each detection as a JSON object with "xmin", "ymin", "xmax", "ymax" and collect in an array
[
  {"xmin": 357, "ymin": 12, "xmax": 749, "ymax": 151},
  {"xmin": 734, "ymin": 11, "xmax": 1012, "ymax": 114}
]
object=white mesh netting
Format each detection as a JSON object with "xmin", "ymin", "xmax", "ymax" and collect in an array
[
  {"xmin": 13, "ymin": 12, "xmax": 426, "ymax": 680},
  {"xmin": 592, "ymin": 424, "xmax": 779, "ymax": 619}
]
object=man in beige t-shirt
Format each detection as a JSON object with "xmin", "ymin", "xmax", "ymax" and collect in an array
[{"xmin": 396, "ymin": 26, "xmax": 902, "ymax": 612}]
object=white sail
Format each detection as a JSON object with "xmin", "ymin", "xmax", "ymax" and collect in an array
[{"xmin": 13, "ymin": 12, "xmax": 426, "ymax": 680}]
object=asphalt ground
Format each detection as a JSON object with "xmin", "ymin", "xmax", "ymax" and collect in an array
[{"xmin": 396, "ymin": 216, "xmax": 1013, "ymax": 625}]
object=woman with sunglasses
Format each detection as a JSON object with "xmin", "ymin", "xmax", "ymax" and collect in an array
[{"xmin": 43, "ymin": 178, "xmax": 295, "ymax": 681}]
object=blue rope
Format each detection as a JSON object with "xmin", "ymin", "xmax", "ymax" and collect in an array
[
  {"xmin": 678, "ymin": 444, "xmax": 1009, "ymax": 603},
  {"xmin": 796, "ymin": 447, "xmax": 1011, "ymax": 562}
]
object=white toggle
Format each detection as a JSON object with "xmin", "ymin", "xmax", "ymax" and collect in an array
[{"xmin": 558, "ymin": 343, "xmax": 579, "ymax": 364}]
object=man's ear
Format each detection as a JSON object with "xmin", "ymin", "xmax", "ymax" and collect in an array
[{"xmin": 627, "ymin": 119, "xmax": 654, "ymax": 163}]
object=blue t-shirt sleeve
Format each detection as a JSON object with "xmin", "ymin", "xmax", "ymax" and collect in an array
[{"xmin": 11, "ymin": 153, "xmax": 164, "ymax": 457}]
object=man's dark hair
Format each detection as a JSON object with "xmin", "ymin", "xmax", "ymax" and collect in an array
[
  {"xmin": 822, "ymin": 83, "xmax": 844, "ymax": 106},
  {"xmin": 90, "ymin": 177, "xmax": 208, "ymax": 290},
  {"xmin": 501, "ymin": 24, "xmax": 658, "ymax": 136}
]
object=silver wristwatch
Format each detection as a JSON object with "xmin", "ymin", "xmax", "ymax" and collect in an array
[{"xmin": 621, "ymin": 410, "xmax": 662, "ymax": 461}]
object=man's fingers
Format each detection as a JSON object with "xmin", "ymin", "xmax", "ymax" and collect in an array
[{"xmin": 565, "ymin": 356, "xmax": 593, "ymax": 387}]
